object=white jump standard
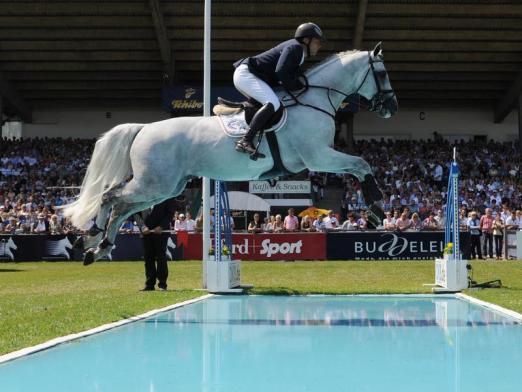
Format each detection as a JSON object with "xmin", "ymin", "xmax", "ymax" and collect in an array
[{"xmin": 432, "ymin": 148, "xmax": 468, "ymax": 293}]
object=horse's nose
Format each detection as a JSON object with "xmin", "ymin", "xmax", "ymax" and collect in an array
[{"xmin": 383, "ymin": 96, "xmax": 398, "ymax": 117}]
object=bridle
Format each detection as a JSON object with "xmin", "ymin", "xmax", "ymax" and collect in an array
[{"xmin": 283, "ymin": 52, "xmax": 396, "ymax": 120}]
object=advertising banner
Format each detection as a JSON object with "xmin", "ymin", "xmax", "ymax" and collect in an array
[
  {"xmin": 162, "ymin": 85, "xmax": 243, "ymax": 114},
  {"xmin": 183, "ymin": 233, "xmax": 326, "ymax": 260},
  {"xmin": 0, "ymin": 234, "xmax": 182, "ymax": 262},
  {"xmin": 249, "ymin": 181, "xmax": 311, "ymax": 194},
  {"xmin": 326, "ymin": 231, "xmax": 470, "ymax": 260}
]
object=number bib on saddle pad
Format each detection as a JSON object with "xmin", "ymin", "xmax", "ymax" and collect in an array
[{"xmin": 216, "ymin": 108, "xmax": 288, "ymax": 138}]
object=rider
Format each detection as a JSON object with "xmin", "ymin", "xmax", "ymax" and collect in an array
[{"xmin": 233, "ymin": 22, "xmax": 325, "ymax": 156}]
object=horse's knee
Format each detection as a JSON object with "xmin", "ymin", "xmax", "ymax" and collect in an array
[{"xmin": 99, "ymin": 237, "xmax": 113, "ymax": 249}]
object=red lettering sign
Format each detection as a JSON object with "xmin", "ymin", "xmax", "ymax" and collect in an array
[{"xmin": 182, "ymin": 233, "xmax": 325, "ymax": 260}]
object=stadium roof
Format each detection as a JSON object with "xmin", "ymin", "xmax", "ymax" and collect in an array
[{"xmin": 0, "ymin": 0, "xmax": 521, "ymax": 123}]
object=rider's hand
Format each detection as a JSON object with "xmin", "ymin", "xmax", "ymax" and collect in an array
[
  {"xmin": 142, "ymin": 226, "xmax": 151, "ymax": 235},
  {"xmin": 153, "ymin": 226, "xmax": 163, "ymax": 234}
]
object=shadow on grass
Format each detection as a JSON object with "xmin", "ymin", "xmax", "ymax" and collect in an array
[
  {"xmin": 0, "ymin": 268, "xmax": 25, "ymax": 273},
  {"xmin": 247, "ymin": 287, "xmax": 304, "ymax": 295}
]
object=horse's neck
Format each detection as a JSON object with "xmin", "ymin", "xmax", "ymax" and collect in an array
[{"xmin": 306, "ymin": 52, "xmax": 368, "ymax": 110}]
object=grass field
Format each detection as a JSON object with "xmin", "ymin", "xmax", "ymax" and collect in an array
[{"xmin": 0, "ymin": 260, "xmax": 521, "ymax": 356}]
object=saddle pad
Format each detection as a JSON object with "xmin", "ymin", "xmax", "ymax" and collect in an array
[{"xmin": 218, "ymin": 109, "xmax": 288, "ymax": 138}]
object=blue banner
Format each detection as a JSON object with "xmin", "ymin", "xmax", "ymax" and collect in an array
[{"xmin": 326, "ymin": 231, "xmax": 470, "ymax": 260}]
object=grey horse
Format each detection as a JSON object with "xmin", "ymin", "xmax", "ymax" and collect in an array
[{"xmin": 63, "ymin": 43, "xmax": 398, "ymax": 264}]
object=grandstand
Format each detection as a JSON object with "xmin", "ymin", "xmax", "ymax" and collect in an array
[
  {"xmin": 1, "ymin": 3, "xmax": 522, "ymax": 389},
  {"xmin": 0, "ymin": 1, "xmax": 521, "ymax": 257}
]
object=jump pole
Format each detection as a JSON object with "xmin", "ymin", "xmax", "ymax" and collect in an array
[
  {"xmin": 202, "ymin": 0, "xmax": 249, "ymax": 293},
  {"xmin": 431, "ymin": 147, "xmax": 468, "ymax": 292},
  {"xmin": 201, "ymin": 0, "xmax": 211, "ymax": 289}
]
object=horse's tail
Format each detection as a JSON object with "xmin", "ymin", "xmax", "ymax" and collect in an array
[{"xmin": 62, "ymin": 123, "xmax": 144, "ymax": 228}]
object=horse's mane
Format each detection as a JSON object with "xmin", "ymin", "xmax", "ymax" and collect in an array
[{"xmin": 305, "ymin": 50, "xmax": 360, "ymax": 77}]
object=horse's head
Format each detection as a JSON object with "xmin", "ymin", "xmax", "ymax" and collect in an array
[
  {"xmin": 61, "ymin": 237, "xmax": 73, "ymax": 250},
  {"xmin": 357, "ymin": 43, "xmax": 398, "ymax": 118},
  {"xmin": 7, "ymin": 238, "xmax": 17, "ymax": 250}
]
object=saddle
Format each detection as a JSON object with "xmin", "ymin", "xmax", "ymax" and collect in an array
[
  {"xmin": 214, "ymin": 97, "xmax": 284, "ymax": 128},
  {"xmin": 214, "ymin": 97, "xmax": 293, "ymax": 178}
]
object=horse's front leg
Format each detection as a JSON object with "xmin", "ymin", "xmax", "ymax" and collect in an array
[{"xmin": 303, "ymin": 147, "xmax": 384, "ymax": 227}]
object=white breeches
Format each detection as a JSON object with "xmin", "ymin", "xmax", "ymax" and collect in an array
[{"xmin": 233, "ymin": 64, "xmax": 281, "ymax": 111}]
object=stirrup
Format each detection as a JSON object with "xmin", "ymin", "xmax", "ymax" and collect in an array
[{"xmin": 235, "ymin": 140, "xmax": 265, "ymax": 160}]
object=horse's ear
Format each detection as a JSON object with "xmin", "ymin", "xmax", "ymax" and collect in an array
[{"xmin": 372, "ymin": 42, "xmax": 383, "ymax": 60}]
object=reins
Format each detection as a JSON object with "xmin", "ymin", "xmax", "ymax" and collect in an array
[{"xmin": 281, "ymin": 52, "xmax": 395, "ymax": 119}]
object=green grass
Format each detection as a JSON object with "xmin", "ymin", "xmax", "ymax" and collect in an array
[{"xmin": 0, "ymin": 260, "xmax": 521, "ymax": 355}]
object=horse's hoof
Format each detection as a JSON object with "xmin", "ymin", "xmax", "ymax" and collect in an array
[
  {"xmin": 73, "ymin": 236, "xmax": 84, "ymax": 250},
  {"xmin": 83, "ymin": 250, "xmax": 95, "ymax": 266},
  {"xmin": 362, "ymin": 174, "xmax": 383, "ymax": 205}
]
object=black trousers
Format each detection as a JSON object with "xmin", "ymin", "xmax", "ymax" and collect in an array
[
  {"xmin": 482, "ymin": 232, "xmax": 493, "ymax": 258},
  {"xmin": 143, "ymin": 233, "xmax": 169, "ymax": 289},
  {"xmin": 470, "ymin": 235, "xmax": 482, "ymax": 259},
  {"xmin": 494, "ymin": 234, "xmax": 503, "ymax": 258}
]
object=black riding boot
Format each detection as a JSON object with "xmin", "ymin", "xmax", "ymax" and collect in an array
[{"xmin": 235, "ymin": 102, "xmax": 275, "ymax": 156}]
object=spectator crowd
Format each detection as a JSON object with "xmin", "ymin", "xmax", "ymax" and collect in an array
[
  {"xmin": 336, "ymin": 137, "xmax": 522, "ymax": 219},
  {"xmin": 1, "ymin": 135, "xmax": 521, "ymax": 255}
]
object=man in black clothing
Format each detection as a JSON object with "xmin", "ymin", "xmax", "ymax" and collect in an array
[{"xmin": 139, "ymin": 198, "xmax": 177, "ymax": 291}]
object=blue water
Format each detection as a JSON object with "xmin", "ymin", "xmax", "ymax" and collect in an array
[{"xmin": 1, "ymin": 295, "xmax": 521, "ymax": 392}]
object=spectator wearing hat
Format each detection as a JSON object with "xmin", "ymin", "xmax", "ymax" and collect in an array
[
  {"xmin": 32, "ymin": 213, "xmax": 49, "ymax": 233},
  {"xmin": 174, "ymin": 213, "xmax": 188, "ymax": 232}
]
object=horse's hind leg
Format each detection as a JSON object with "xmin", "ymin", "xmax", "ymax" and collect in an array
[
  {"xmin": 74, "ymin": 182, "xmax": 125, "ymax": 251},
  {"xmin": 83, "ymin": 177, "xmax": 187, "ymax": 264},
  {"xmin": 83, "ymin": 200, "xmax": 154, "ymax": 265}
]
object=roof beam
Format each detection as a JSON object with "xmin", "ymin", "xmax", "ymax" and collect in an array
[
  {"xmin": 148, "ymin": 0, "xmax": 174, "ymax": 81},
  {"xmin": 0, "ymin": 71, "xmax": 32, "ymax": 122},
  {"xmin": 352, "ymin": 0, "xmax": 368, "ymax": 49},
  {"xmin": 494, "ymin": 72, "xmax": 522, "ymax": 123}
]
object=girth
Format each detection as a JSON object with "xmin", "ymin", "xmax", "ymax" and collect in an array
[{"xmin": 258, "ymin": 131, "xmax": 294, "ymax": 180}]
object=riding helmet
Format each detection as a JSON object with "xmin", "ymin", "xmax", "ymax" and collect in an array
[{"xmin": 295, "ymin": 22, "xmax": 325, "ymax": 41}]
